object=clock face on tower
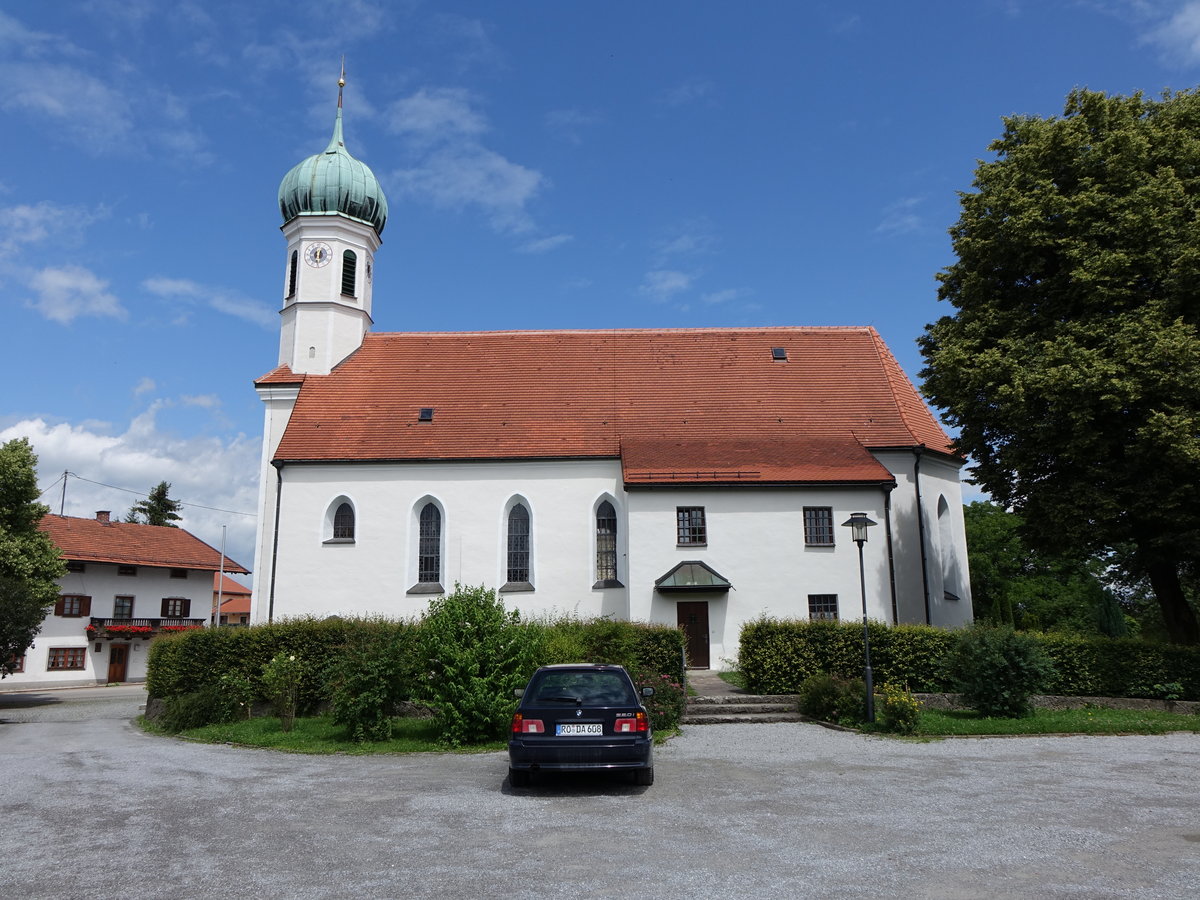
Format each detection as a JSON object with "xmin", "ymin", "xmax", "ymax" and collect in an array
[{"xmin": 304, "ymin": 242, "xmax": 332, "ymax": 267}]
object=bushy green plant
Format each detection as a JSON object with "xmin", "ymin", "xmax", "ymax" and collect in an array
[
  {"xmin": 415, "ymin": 585, "xmax": 542, "ymax": 746},
  {"xmin": 635, "ymin": 669, "xmax": 686, "ymax": 731},
  {"xmin": 219, "ymin": 672, "xmax": 256, "ymax": 720},
  {"xmin": 159, "ymin": 684, "xmax": 239, "ymax": 733},
  {"xmin": 833, "ymin": 678, "xmax": 868, "ymax": 726},
  {"xmin": 797, "ymin": 673, "xmax": 842, "ymax": 720},
  {"xmin": 327, "ymin": 628, "xmax": 414, "ymax": 742},
  {"xmin": 261, "ymin": 652, "xmax": 304, "ymax": 732},
  {"xmin": 877, "ymin": 683, "xmax": 921, "ymax": 735},
  {"xmin": 950, "ymin": 625, "xmax": 1054, "ymax": 717}
]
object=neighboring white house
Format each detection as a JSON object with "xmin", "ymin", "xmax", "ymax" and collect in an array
[
  {"xmin": 251, "ymin": 90, "xmax": 973, "ymax": 668},
  {"xmin": 0, "ymin": 511, "xmax": 249, "ymax": 691}
]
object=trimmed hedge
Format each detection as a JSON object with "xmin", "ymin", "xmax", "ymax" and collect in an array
[
  {"xmin": 739, "ymin": 618, "xmax": 1200, "ymax": 700},
  {"xmin": 147, "ymin": 611, "xmax": 688, "ymax": 732}
]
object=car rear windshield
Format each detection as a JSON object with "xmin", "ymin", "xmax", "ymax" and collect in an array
[{"xmin": 527, "ymin": 670, "xmax": 638, "ymax": 706}]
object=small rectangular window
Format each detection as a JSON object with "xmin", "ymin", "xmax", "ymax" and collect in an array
[
  {"xmin": 161, "ymin": 598, "xmax": 191, "ymax": 618},
  {"xmin": 808, "ymin": 594, "xmax": 839, "ymax": 621},
  {"xmin": 118, "ymin": 565, "xmax": 137, "ymax": 576},
  {"xmin": 803, "ymin": 507, "xmax": 835, "ymax": 546},
  {"xmin": 8, "ymin": 654, "xmax": 25, "ymax": 674},
  {"xmin": 48, "ymin": 648, "xmax": 87, "ymax": 670},
  {"xmin": 65, "ymin": 561, "xmax": 85, "ymax": 573},
  {"xmin": 676, "ymin": 507, "xmax": 707, "ymax": 545},
  {"xmin": 169, "ymin": 568, "xmax": 188, "ymax": 579},
  {"xmin": 56, "ymin": 595, "xmax": 91, "ymax": 618},
  {"xmin": 114, "ymin": 596, "xmax": 134, "ymax": 620},
  {"xmin": 771, "ymin": 347, "xmax": 788, "ymax": 361}
]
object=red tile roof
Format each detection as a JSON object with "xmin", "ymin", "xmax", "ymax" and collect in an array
[
  {"xmin": 39, "ymin": 515, "xmax": 249, "ymax": 574},
  {"xmin": 271, "ymin": 327, "xmax": 956, "ymax": 484},
  {"xmin": 213, "ymin": 572, "xmax": 251, "ymax": 596},
  {"xmin": 256, "ymin": 365, "xmax": 305, "ymax": 385}
]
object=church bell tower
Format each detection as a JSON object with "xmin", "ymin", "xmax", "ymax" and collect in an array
[{"xmin": 275, "ymin": 67, "xmax": 388, "ymax": 375}]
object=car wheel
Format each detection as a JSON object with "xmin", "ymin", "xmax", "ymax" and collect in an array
[
  {"xmin": 634, "ymin": 767, "xmax": 654, "ymax": 786},
  {"xmin": 509, "ymin": 768, "xmax": 531, "ymax": 787}
]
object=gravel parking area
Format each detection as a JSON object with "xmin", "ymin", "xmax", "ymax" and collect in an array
[{"xmin": 2, "ymin": 687, "xmax": 1198, "ymax": 899}]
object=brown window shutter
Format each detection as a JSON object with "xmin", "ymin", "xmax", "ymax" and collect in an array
[
  {"xmin": 160, "ymin": 598, "xmax": 170, "ymax": 617},
  {"xmin": 80, "ymin": 597, "xmax": 91, "ymax": 617},
  {"xmin": 180, "ymin": 598, "xmax": 191, "ymax": 617},
  {"xmin": 54, "ymin": 597, "xmax": 64, "ymax": 616}
]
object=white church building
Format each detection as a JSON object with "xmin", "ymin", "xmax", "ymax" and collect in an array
[{"xmin": 250, "ymin": 85, "xmax": 973, "ymax": 668}]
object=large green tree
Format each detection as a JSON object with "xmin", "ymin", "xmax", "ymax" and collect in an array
[
  {"xmin": 126, "ymin": 480, "xmax": 183, "ymax": 527},
  {"xmin": 0, "ymin": 438, "xmax": 66, "ymax": 676},
  {"xmin": 920, "ymin": 88, "xmax": 1200, "ymax": 645}
]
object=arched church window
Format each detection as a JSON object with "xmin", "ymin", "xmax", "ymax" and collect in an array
[
  {"xmin": 418, "ymin": 502, "xmax": 441, "ymax": 584},
  {"xmin": 505, "ymin": 503, "xmax": 531, "ymax": 588},
  {"xmin": 333, "ymin": 503, "xmax": 355, "ymax": 540},
  {"xmin": 287, "ymin": 250, "xmax": 298, "ymax": 299},
  {"xmin": 341, "ymin": 250, "xmax": 357, "ymax": 297},
  {"xmin": 594, "ymin": 500, "xmax": 621, "ymax": 587}
]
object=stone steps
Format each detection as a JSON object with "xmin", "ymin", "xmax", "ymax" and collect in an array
[{"xmin": 682, "ymin": 693, "xmax": 802, "ymax": 725}]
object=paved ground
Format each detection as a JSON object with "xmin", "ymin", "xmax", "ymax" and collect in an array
[{"xmin": 2, "ymin": 685, "xmax": 1199, "ymax": 899}]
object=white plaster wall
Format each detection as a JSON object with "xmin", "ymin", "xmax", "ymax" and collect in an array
[
  {"xmin": 874, "ymin": 450, "xmax": 974, "ymax": 629},
  {"xmin": 2, "ymin": 563, "xmax": 210, "ymax": 690},
  {"xmin": 625, "ymin": 487, "xmax": 896, "ymax": 669},
  {"xmin": 261, "ymin": 459, "xmax": 630, "ymax": 623}
]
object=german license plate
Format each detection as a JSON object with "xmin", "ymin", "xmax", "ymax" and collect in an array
[{"xmin": 556, "ymin": 722, "xmax": 603, "ymax": 736}]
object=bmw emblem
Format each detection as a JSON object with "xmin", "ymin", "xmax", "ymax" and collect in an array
[{"xmin": 576, "ymin": 709, "xmax": 582, "ymax": 717}]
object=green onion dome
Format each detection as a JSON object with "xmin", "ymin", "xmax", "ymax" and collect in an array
[{"xmin": 278, "ymin": 106, "xmax": 388, "ymax": 235}]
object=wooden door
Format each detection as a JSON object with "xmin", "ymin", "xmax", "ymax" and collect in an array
[
  {"xmin": 107, "ymin": 644, "xmax": 129, "ymax": 683},
  {"xmin": 676, "ymin": 601, "xmax": 710, "ymax": 669}
]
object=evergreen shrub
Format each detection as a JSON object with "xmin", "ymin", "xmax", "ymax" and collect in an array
[
  {"xmin": 159, "ymin": 684, "xmax": 239, "ymax": 733},
  {"xmin": 950, "ymin": 625, "xmax": 1054, "ymax": 717}
]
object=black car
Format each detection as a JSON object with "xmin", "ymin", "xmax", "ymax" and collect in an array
[{"xmin": 509, "ymin": 664, "xmax": 655, "ymax": 787}]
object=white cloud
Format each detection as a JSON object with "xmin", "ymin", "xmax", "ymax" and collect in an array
[
  {"xmin": 875, "ymin": 197, "xmax": 924, "ymax": 235},
  {"xmin": 546, "ymin": 108, "xmax": 602, "ymax": 144},
  {"xmin": 1140, "ymin": 1, "xmax": 1200, "ymax": 64},
  {"xmin": 0, "ymin": 62, "xmax": 133, "ymax": 149},
  {"xmin": 143, "ymin": 277, "xmax": 276, "ymax": 329},
  {"xmin": 0, "ymin": 9, "xmax": 66, "ymax": 57},
  {"xmin": 28, "ymin": 265, "xmax": 127, "ymax": 324},
  {"xmin": 701, "ymin": 287, "xmax": 750, "ymax": 306},
  {"xmin": 518, "ymin": 234, "xmax": 573, "ymax": 254},
  {"xmin": 658, "ymin": 78, "xmax": 714, "ymax": 107},
  {"xmin": 639, "ymin": 269, "xmax": 693, "ymax": 301},
  {"xmin": 386, "ymin": 87, "xmax": 488, "ymax": 142},
  {"xmin": 0, "ymin": 201, "xmax": 107, "ymax": 253},
  {"xmin": 653, "ymin": 220, "xmax": 718, "ymax": 264},
  {"xmin": 393, "ymin": 147, "xmax": 544, "ymax": 234},
  {"xmin": 133, "ymin": 378, "xmax": 156, "ymax": 396},
  {"xmin": 4, "ymin": 414, "xmax": 261, "ymax": 572}
]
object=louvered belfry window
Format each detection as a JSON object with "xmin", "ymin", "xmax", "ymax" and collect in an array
[
  {"xmin": 341, "ymin": 250, "xmax": 357, "ymax": 297},
  {"xmin": 418, "ymin": 503, "xmax": 441, "ymax": 583},
  {"xmin": 507, "ymin": 504, "xmax": 530, "ymax": 583},
  {"xmin": 287, "ymin": 250, "xmax": 298, "ymax": 298}
]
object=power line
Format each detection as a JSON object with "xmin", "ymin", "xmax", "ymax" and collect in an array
[{"xmin": 44, "ymin": 472, "xmax": 255, "ymax": 518}]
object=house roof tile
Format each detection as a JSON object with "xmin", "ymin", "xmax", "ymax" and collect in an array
[
  {"xmin": 272, "ymin": 327, "xmax": 955, "ymax": 484},
  {"xmin": 39, "ymin": 515, "xmax": 249, "ymax": 574}
]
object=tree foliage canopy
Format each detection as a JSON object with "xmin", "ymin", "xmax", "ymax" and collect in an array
[
  {"xmin": 920, "ymin": 88, "xmax": 1200, "ymax": 644},
  {"xmin": 126, "ymin": 481, "xmax": 183, "ymax": 527},
  {"xmin": 0, "ymin": 438, "xmax": 66, "ymax": 675}
]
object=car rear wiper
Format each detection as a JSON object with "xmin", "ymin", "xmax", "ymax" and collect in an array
[{"xmin": 540, "ymin": 695, "xmax": 583, "ymax": 704}]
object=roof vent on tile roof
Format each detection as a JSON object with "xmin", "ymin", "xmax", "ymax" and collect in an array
[
  {"xmin": 418, "ymin": 407, "xmax": 434, "ymax": 422},
  {"xmin": 96, "ymin": 511, "xmax": 111, "ymax": 524},
  {"xmin": 771, "ymin": 347, "xmax": 788, "ymax": 361}
]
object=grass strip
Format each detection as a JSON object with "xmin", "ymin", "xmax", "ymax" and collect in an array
[{"xmin": 917, "ymin": 706, "xmax": 1200, "ymax": 736}]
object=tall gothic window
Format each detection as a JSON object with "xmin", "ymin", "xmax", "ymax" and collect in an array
[
  {"xmin": 418, "ymin": 503, "xmax": 441, "ymax": 584},
  {"xmin": 595, "ymin": 500, "xmax": 619, "ymax": 586},
  {"xmin": 341, "ymin": 250, "xmax": 357, "ymax": 297},
  {"xmin": 506, "ymin": 503, "xmax": 531, "ymax": 586}
]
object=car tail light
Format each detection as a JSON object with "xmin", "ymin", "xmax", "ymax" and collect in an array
[
  {"xmin": 615, "ymin": 712, "xmax": 649, "ymax": 733},
  {"xmin": 511, "ymin": 714, "xmax": 544, "ymax": 734}
]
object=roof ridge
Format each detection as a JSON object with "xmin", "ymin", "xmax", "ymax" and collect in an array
[{"xmin": 364, "ymin": 325, "xmax": 876, "ymax": 339}]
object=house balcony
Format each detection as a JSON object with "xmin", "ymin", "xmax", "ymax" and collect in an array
[{"xmin": 86, "ymin": 617, "xmax": 207, "ymax": 640}]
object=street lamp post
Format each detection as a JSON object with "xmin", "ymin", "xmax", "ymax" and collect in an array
[{"xmin": 842, "ymin": 512, "xmax": 877, "ymax": 723}]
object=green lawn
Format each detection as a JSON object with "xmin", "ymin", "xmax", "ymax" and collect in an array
[
  {"xmin": 915, "ymin": 706, "xmax": 1200, "ymax": 737},
  {"xmin": 145, "ymin": 715, "xmax": 507, "ymax": 755}
]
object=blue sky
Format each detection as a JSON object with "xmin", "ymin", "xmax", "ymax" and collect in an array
[{"xmin": 4, "ymin": 0, "xmax": 1200, "ymax": 573}]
